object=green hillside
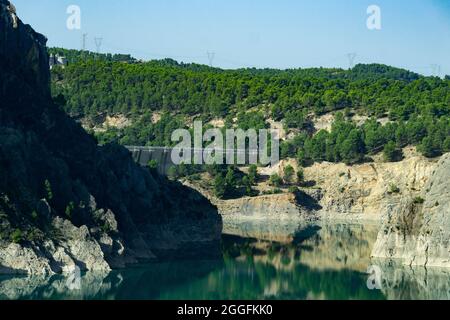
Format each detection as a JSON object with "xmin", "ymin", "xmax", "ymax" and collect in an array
[{"xmin": 50, "ymin": 48, "xmax": 450, "ymax": 165}]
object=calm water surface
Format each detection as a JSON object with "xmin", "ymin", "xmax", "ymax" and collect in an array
[{"xmin": 1, "ymin": 220, "xmax": 448, "ymax": 300}]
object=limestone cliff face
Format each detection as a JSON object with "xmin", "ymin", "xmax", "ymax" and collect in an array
[
  {"xmin": 303, "ymin": 149, "xmax": 438, "ymax": 220},
  {"xmin": 187, "ymin": 150, "xmax": 437, "ymax": 224},
  {"xmin": 215, "ymin": 193, "xmax": 318, "ymax": 220},
  {"xmin": 371, "ymin": 153, "xmax": 450, "ymax": 268},
  {"xmin": 0, "ymin": 0, "xmax": 221, "ymax": 275}
]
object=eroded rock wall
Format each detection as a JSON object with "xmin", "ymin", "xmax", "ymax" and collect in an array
[{"xmin": 371, "ymin": 153, "xmax": 450, "ymax": 268}]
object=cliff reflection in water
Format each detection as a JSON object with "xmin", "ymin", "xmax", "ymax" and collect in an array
[{"xmin": 0, "ymin": 222, "xmax": 448, "ymax": 300}]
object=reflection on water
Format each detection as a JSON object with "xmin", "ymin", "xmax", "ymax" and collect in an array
[{"xmin": 0, "ymin": 221, "xmax": 448, "ymax": 300}]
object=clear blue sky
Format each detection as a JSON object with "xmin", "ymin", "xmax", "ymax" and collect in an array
[{"xmin": 13, "ymin": 0, "xmax": 450, "ymax": 76}]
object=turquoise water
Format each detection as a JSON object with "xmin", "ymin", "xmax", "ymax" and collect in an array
[{"xmin": 0, "ymin": 221, "xmax": 448, "ymax": 300}]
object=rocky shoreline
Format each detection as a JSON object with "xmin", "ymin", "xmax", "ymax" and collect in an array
[{"xmin": 189, "ymin": 151, "xmax": 449, "ymax": 269}]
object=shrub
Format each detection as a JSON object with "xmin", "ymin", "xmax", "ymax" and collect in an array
[
  {"xmin": 148, "ymin": 159, "xmax": 158, "ymax": 169},
  {"xmin": 214, "ymin": 174, "xmax": 226, "ymax": 199},
  {"xmin": 65, "ymin": 202, "xmax": 75, "ymax": 218},
  {"xmin": 167, "ymin": 166, "xmax": 178, "ymax": 179},
  {"xmin": 413, "ymin": 196, "xmax": 425, "ymax": 204},
  {"xmin": 443, "ymin": 137, "xmax": 450, "ymax": 153},
  {"xmin": 248, "ymin": 165, "xmax": 258, "ymax": 185},
  {"xmin": 296, "ymin": 169, "xmax": 304, "ymax": 185},
  {"xmin": 269, "ymin": 174, "xmax": 283, "ymax": 187},
  {"xmin": 10, "ymin": 229, "xmax": 23, "ymax": 243},
  {"xmin": 383, "ymin": 141, "xmax": 403, "ymax": 162},
  {"xmin": 262, "ymin": 188, "xmax": 283, "ymax": 195},
  {"xmin": 283, "ymin": 165, "xmax": 295, "ymax": 184},
  {"xmin": 44, "ymin": 179, "xmax": 53, "ymax": 200},
  {"xmin": 388, "ymin": 183, "xmax": 400, "ymax": 194}
]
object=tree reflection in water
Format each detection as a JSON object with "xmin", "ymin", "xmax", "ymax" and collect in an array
[{"xmin": 0, "ymin": 222, "xmax": 447, "ymax": 300}]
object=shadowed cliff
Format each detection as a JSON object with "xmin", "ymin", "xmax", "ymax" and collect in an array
[{"xmin": 0, "ymin": 0, "xmax": 222, "ymax": 275}]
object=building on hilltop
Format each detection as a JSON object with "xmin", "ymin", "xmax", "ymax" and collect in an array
[{"xmin": 49, "ymin": 53, "xmax": 68, "ymax": 69}]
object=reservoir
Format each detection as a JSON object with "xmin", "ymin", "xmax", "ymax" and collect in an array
[{"xmin": 0, "ymin": 220, "xmax": 448, "ymax": 300}]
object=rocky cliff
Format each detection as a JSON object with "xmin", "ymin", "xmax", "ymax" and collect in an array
[
  {"xmin": 302, "ymin": 148, "xmax": 438, "ymax": 221},
  {"xmin": 371, "ymin": 153, "xmax": 450, "ymax": 268},
  {"xmin": 187, "ymin": 148, "xmax": 438, "ymax": 224},
  {"xmin": 0, "ymin": 0, "xmax": 222, "ymax": 275},
  {"xmin": 214, "ymin": 193, "xmax": 319, "ymax": 220}
]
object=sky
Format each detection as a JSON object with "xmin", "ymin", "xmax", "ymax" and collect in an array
[{"xmin": 12, "ymin": 0, "xmax": 450, "ymax": 76}]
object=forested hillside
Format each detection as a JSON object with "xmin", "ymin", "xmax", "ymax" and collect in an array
[
  {"xmin": 49, "ymin": 47, "xmax": 136, "ymax": 64},
  {"xmin": 50, "ymin": 48, "xmax": 450, "ymax": 165}
]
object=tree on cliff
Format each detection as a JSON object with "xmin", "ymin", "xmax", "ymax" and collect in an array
[
  {"xmin": 340, "ymin": 129, "xmax": 365, "ymax": 165},
  {"xmin": 248, "ymin": 165, "xmax": 258, "ymax": 185},
  {"xmin": 283, "ymin": 165, "xmax": 295, "ymax": 184},
  {"xmin": 383, "ymin": 141, "xmax": 403, "ymax": 162}
]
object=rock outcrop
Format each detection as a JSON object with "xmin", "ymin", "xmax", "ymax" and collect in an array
[
  {"xmin": 0, "ymin": 0, "xmax": 221, "ymax": 275},
  {"xmin": 214, "ymin": 193, "xmax": 319, "ymax": 220},
  {"xmin": 371, "ymin": 153, "xmax": 450, "ymax": 268},
  {"xmin": 303, "ymin": 149, "xmax": 438, "ymax": 220}
]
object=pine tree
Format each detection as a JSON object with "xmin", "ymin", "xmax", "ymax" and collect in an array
[
  {"xmin": 383, "ymin": 141, "xmax": 403, "ymax": 162},
  {"xmin": 248, "ymin": 165, "xmax": 258, "ymax": 185},
  {"xmin": 214, "ymin": 174, "xmax": 226, "ymax": 199},
  {"xmin": 340, "ymin": 129, "xmax": 365, "ymax": 165}
]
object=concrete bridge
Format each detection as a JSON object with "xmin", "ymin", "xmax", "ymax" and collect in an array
[{"xmin": 126, "ymin": 146, "xmax": 262, "ymax": 175}]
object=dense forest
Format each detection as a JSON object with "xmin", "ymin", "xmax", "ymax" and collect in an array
[
  {"xmin": 49, "ymin": 47, "xmax": 137, "ymax": 64},
  {"xmin": 50, "ymin": 48, "xmax": 450, "ymax": 167}
]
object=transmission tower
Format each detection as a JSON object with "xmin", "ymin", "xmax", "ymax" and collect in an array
[
  {"xmin": 347, "ymin": 53, "xmax": 357, "ymax": 69},
  {"xmin": 82, "ymin": 33, "xmax": 88, "ymax": 51},
  {"xmin": 94, "ymin": 37, "xmax": 103, "ymax": 54},
  {"xmin": 207, "ymin": 51, "xmax": 215, "ymax": 67},
  {"xmin": 430, "ymin": 64, "xmax": 442, "ymax": 77}
]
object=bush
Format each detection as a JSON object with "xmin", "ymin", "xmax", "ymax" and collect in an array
[
  {"xmin": 188, "ymin": 173, "xmax": 201, "ymax": 181},
  {"xmin": 148, "ymin": 159, "xmax": 158, "ymax": 169},
  {"xmin": 269, "ymin": 174, "xmax": 283, "ymax": 187},
  {"xmin": 418, "ymin": 136, "xmax": 441, "ymax": 158},
  {"xmin": 443, "ymin": 137, "xmax": 450, "ymax": 153},
  {"xmin": 262, "ymin": 188, "xmax": 283, "ymax": 195},
  {"xmin": 283, "ymin": 165, "xmax": 295, "ymax": 184},
  {"xmin": 167, "ymin": 166, "xmax": 178, "ymax": 179},
  {"xmin": 413, "ymin": 196, "xmax": 425, "ymax": 204},
  {"xmin": 44, "ymin": 179, "xmax": 53, "ymax": 201},
  {"xmin": 65, "ymin": 202, "xmax": 75, "ymax": 218},
  {"xmin": 214, "ymin": 174, "xmax": 227, "ymax": 199},
  {"xmin": 288, "ymin": 186, "xmax": 299, "ymax": 193},
  {"xmin": 272, "ymin": 188, "xmax": 283, "ymax": 194},
  {"xmin": 248, "ymin": 165, "xmax": 258, "ymax": 185},
  {"xmin": 10, "ymin": 229, "xmax": 23, "ymax": 244},
  {"xmin": 383, "ymin": 141, "xmax": 403, "ymax": 162},
  {"xmin": 388, "ymin": 183, "xmax": 400, "ymax": 194},
  {"xmin": 297, "ymin": 169, "xmax": 304, "ymax": 185}
]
